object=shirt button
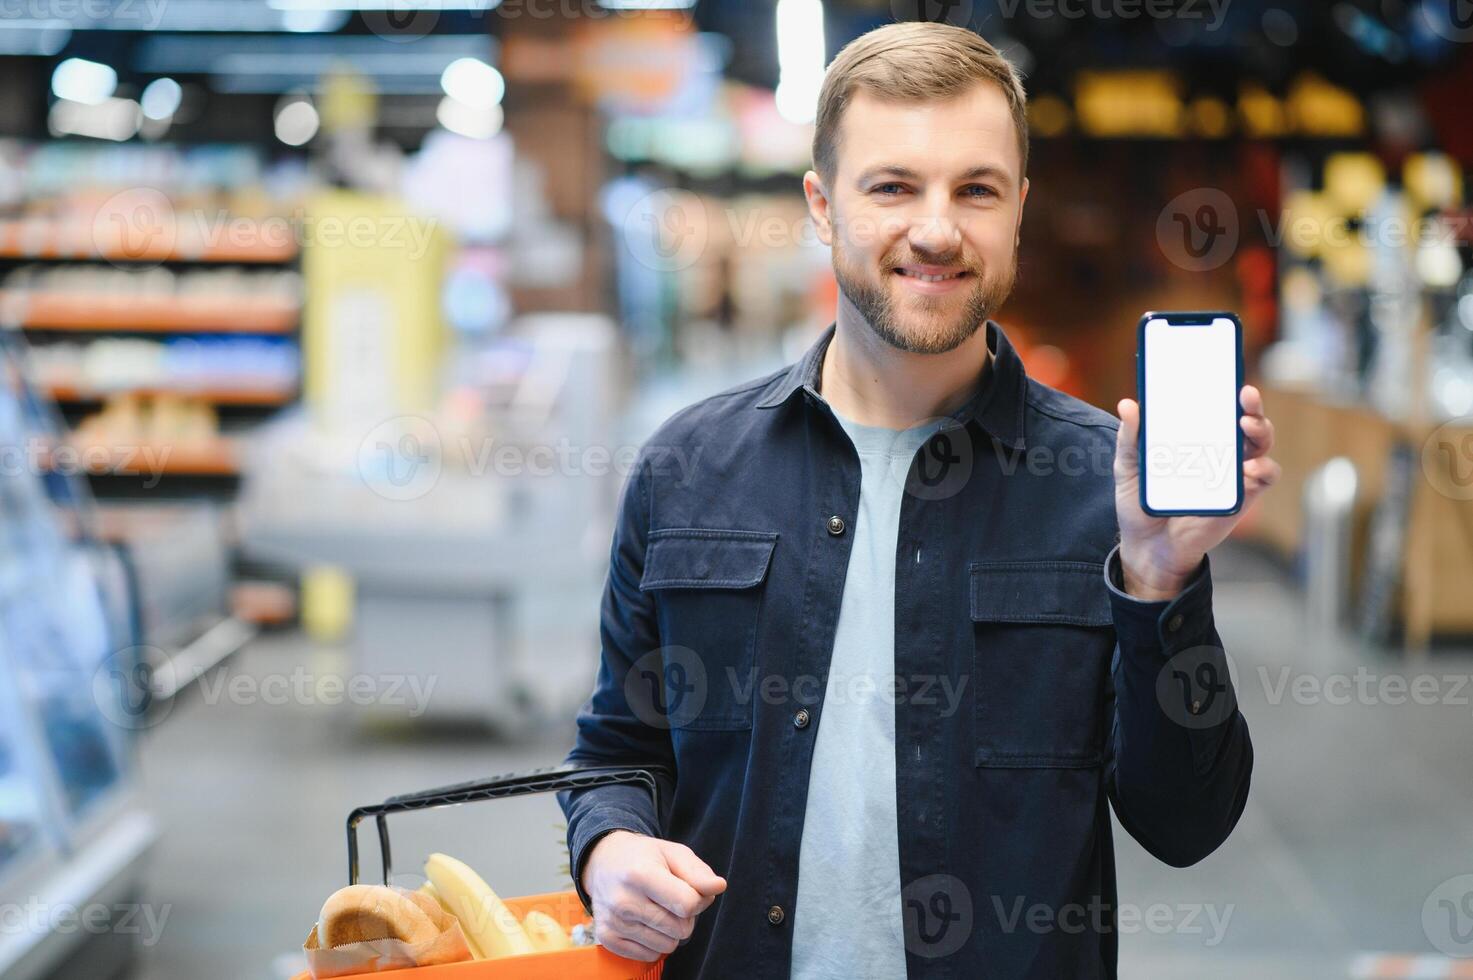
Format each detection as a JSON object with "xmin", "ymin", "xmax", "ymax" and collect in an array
[
  {"xmin": 1166, "ymin": 613, "xmax": 1184, "ymax": 632},
  {"xmin": 767, "ymin": 905, "xmax": 785, "ymax": 926},
  {"xmin": 793, "ymin": 708, "xmax": 810, "ymax": 729},
  {"xmin": 826, "ymin": 515, "xmax": 845, "ymax": 535}
]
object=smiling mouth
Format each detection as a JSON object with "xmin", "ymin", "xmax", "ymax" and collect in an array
[{"xmin": 892, "ymin": 268, "xmax": 971, "ymax": 283}]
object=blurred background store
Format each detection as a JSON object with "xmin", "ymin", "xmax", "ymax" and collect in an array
[{"xmin": 0, "ymin": 1, "xmax": 1471, "ymax": 978}]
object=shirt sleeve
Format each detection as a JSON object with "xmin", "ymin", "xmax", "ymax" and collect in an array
[
  {"xmin": 1101, "ymin": 541, "xmax": 1254, "ymax": 867},
  {"xmin": 558, "ymin": 451, "xmax": 675, "ymax": 911}
]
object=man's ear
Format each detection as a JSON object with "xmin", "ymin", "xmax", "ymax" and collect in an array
[
  {"xmin": 1015, "ymin": 176, "xmax": 1029, "ymax": 247},
  {"xmin": 802, "ymin": 170, "xmax": 833, "ymax": 246}
]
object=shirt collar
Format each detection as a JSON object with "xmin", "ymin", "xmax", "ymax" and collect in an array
[{"xmin": 753, "ymin": 319, "xmax": 1029, "ymax": 450}]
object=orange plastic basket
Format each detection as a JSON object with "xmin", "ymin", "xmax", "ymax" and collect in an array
[
  {"xmin": 295, "ymin": 766, "xmax": 672, "ymax": 980},
  {"xmin": 291, "ymin": 890, "xmax": 662, "ymax": 980}
]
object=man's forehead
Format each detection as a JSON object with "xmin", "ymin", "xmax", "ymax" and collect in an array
[{"xmin": 839, "ymin": 86, "xmax": 1019, "ymax": 174}]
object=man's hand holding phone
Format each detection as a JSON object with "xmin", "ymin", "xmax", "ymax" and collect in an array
[
  {"xmin": 1113, "ymin": 383, "xmax": 1281, "ymax": 601},
  {"xmin": 582, "ymin": 830, "xmax": 728, "ymax": 962}
]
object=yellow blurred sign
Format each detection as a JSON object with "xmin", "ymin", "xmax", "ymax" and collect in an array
[
  {"xmin": 320, "ymin": 65, "xmax": 378, "ymax": 134},
  {"xmin": 1075, "ymin": 71, "xmax": 1183, "ymax": 137},
  {"xmin": 303, "ymin": 190, "xmax": 448, "ymax": 434}
]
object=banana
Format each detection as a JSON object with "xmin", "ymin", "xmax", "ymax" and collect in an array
[
  {"xmin": 418, "ymin": 881, "xmax": 485, "ymax": 959},
  {"xmin": 521, "ymin": 910, "xmax": 572, "ymax": 952},
  {"xmin": 423, "ymin": 853, "xmax": 536, "ymax": 959}
]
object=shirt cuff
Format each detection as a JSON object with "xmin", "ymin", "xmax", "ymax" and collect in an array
[
  {"xmin": 1103, "ymin": 542, "xmax": 1215, "ymax": 656},
  {"xmin": 569, "ymin": 809, "xmax": 654, "ymax": 912}
]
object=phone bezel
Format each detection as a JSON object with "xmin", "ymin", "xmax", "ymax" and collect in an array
[{"xmin": 1135, "ymin": 310, "xmax": 1245, "ymax": 518}]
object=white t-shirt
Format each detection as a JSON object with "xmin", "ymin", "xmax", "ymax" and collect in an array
[{"xmin": 791, "ymin": 404, "xmax": 950, "ymax": 980}]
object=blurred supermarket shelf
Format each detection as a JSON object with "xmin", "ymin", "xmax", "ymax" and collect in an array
[
  {"xmin": 1, "ymin": 292, "xmax": 300, "ymax": 334},
  {"xmin": 43, "ymin": 439, "xmax": 241, "ymax": 477},
  {"xmin": 0, "ymin": 221, "xmax": 300, "ymax": 265},
  {"xmin": 45, "ymin": 382, "xmax": 296, "ymax": 406}
]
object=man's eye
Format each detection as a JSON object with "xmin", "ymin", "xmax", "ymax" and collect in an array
[
  {"xmin": 963, "ymin": 185, "xmax": 996, "ymax": 198},
  {"xmin": 873, "ymin": 183, "xmax": 905, "ymax": 195}
]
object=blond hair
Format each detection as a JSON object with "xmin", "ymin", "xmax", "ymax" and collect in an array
[{"xmin": 812, "ymin": 22, "xmax": 1029, "ymax": 185}]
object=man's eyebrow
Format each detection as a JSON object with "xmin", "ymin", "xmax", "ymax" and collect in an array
[
  {"xmin": 854, "ymin": 164, "xmax": 1014, "ymax": 189},
  {"xmin": 956, "ymin": 165, "xmax": 1013, "ymax": 188},
  {"xmin": 855, "ymin": 165, "xmax": 923, "ymax": 185}
]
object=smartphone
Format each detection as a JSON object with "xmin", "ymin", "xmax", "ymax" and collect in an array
[{"xmin": 1135, "ymin": 311, "xmax": 1244, "ymax": 517}]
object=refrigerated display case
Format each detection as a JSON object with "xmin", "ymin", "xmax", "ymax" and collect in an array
[
  {"xmin": 0, "ymin": 333, "xmax": 155, "ymax": 980},
  {"xmin": 0, "ymin": 675, "xmax": 56, "ymax": 888}
]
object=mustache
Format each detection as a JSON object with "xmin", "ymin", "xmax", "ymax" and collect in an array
[{"xmin": 884, "ymin": 250, "xmax": 981, "ymax": 273}]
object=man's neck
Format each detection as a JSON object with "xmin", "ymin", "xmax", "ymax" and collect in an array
[{"xmin": 819, "ymin": 303, "xmax": 992, "ymax": 429}]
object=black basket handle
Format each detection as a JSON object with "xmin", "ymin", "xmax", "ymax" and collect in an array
[{"xmin": 345, "ymin": 764, "xmax": 671, "ymax": 886}]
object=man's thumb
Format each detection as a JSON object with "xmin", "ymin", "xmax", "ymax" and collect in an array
[
  {"xmin": 1115, "ymin": 398, "xmax": 1140, "ymax": 472},
  {"xmin": 661, "ymin": 842, "xmax": 727, "ymax": 896}
]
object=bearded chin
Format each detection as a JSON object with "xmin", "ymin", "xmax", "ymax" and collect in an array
[{"xmin": 833, "ymin": 249, "xmax": 1016, "ymax": 356}]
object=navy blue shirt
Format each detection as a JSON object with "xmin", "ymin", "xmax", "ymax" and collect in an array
[{"xmin": 561, "ymin": 320, "xmax": 1252, "ymax": 979}]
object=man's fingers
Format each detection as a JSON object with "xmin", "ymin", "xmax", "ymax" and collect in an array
[
  {"xmin": 585, "ymin": 836, "xmax": 721, "ymax": 960},
  {"xmin": 1244, "ymin": 455, "xmax": 1281, "ymax": 491},
  {"xmin": 628, "ymin": 897, "xmax": 695, "ymax": 943},
  {"xmin": 597, "ymin": 926, "xmax": 667, "ymax": 963},
  {"xmin": 1114, "ymin": 398, "xmax": 1140, "ymax": 474},
  {"xmin": 607, "ymin": 908, "xmax": 683, "ymax": 954},
  {"xmin": 1240, "ymin": 413, "xmax": 1274, "ymax": 458},
  {"xmin": 639, "ymin": 865, "xmax": 707, "ymax": 920},
  {"xmin": 1240, "ymin": 384, "xmax": 1264, "ymax": 417},
  {"xmin": 662, "ymin": 843, "xmax": 727, "ymax": 897}
]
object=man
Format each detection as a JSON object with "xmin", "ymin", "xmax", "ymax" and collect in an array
[{"xmin": 561, "ymin": 21, "xmax": 1275, "ymax": 979}]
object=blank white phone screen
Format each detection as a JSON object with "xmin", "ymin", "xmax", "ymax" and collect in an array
[{"xmin": 1142, "ymin": 316, "xmax": 1238, "ymax": 512}]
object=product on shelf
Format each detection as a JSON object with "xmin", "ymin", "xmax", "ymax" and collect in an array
[
  {"xmin": 27, "ymin": 336, "xmax": 299, "ymax": 402},
  {"xmin": 73, "ymin": 393, "xmax": 221, "ymax": 448},
  {"xmin": 66, "ymin": 393, "xmax": 237, "ymax": 476},
  {"xmin": 0, "ymin": 142, "xmax": 309, "ymax": 263},
  {"xmin": 0, "ymin": 263, "xmax": 303, "ymax": 333}
]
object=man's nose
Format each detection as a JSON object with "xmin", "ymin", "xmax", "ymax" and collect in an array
[{"xmin": 906, "ymin": 204, "xmax": 962, "ymax": 259}]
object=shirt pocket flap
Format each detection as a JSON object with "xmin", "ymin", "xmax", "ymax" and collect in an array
[
  {"xmin": 969, "ymin": 561, "xmax": 1112, "ymax": 628},
  {"xmin": 641, "ymin": 529, "xmax": 779, "ymax": 591}
]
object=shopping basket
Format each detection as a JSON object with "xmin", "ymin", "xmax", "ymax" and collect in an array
[{"xmin": 293, "ymin": 764, "xmax": 673, "ymax": 980}]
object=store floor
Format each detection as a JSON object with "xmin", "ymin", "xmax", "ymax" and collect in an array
[{"xmin": 123, "ymin": 540, "xmax": 1473, "ymax": 980}]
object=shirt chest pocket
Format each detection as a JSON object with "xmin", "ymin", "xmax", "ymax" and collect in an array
[
  {"xmin": 639, "ymin": 528, "xmax": 779, "ymax": 732},
  {"xmin": 969, "ymin": 561, "xmax": 1116, "ymax": 768}
]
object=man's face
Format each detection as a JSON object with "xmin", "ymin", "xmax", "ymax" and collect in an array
[{"xmin": 805, "ymin": 82, "xmax": 1028, "ymax": 355}]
